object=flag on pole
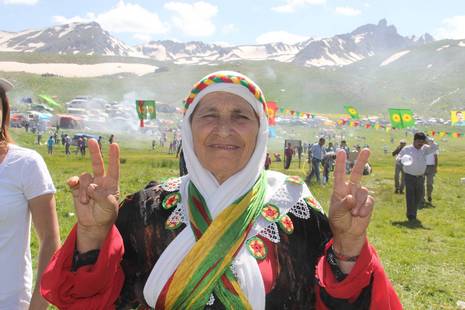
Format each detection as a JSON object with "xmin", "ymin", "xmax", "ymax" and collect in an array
[
  {"xmin": 266, "ymin": 101, "xmax": 278, "ymax": 126},
  {"xmin": 389, "ymin": 108, "xmax": 415, "ymax": 128},
  {"xmin": 136, "ymin": 100, "xmax": 157, "ymax": 127},
  {"xmin": 344, "ymin": 105, "xmax": 360, "ymax": 119}
]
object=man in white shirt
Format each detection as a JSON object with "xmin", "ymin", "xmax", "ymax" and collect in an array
[
  {"xmin": 397, "ymin": 132, "xmax": 438, "ymax": 222},
  {"xmin": 424, "ymin": 137, "xmax": 438, "ymax": 203}
]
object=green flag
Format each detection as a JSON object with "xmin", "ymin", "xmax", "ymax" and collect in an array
[
  {"xmin": 145, "ymin": 100, "xmax": 156, "ymax": 119},
  {"xmin": 344, "ymin": 105, "xmax": 360, "ymax": 119},
  {"xmin": 135, "ymin": 100, "xmax": 157, "ymax": 119},
  {"xmin": 389, "ymin": 108, "xmax": 415, "ymax": 128},
  {"xmin": 399, "ymin": 109, "xmax": 415, "ymax": 128}
]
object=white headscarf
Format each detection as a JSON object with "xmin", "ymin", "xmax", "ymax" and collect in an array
[{"xmin": 144, "ymin": 71, "xmax": 269, "ymax": 309}]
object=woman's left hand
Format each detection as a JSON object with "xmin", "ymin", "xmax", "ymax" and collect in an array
[{"xmin": 329, "ymin": 148, "xmax": 374, "ymax": 258}]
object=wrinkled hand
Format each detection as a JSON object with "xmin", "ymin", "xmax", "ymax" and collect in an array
[
  {"xmin": 67, "ymin": 139, "xmax": 120, "ymax": 251},
  {"xmin": 329, "ymin": 149, "xmax": 374, "ymax": 257}
]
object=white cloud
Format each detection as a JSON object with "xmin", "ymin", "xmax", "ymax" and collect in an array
[
  {"xmin": 435, "ymin": 16, "xmax": 465, "ymax": 40},
  {"xmin": 222, "ymin": 23, "xmax": 238, "ymax": 35},
  {"xmin": 335, "ymin": 6, "xmax": 361, "ymax": 16},
  {"xmin": 272, "ymin": 0, "xmax": 326, "ymax": 13},
  {"xmin": 256, "ymin": 31, "xmax": 308, "ymax": 44},
  {"xmin": 3, "ymin": 0, "xmax": 38, "ymax": 4},
  {"xmin": 164, "ymin": 1, "xmax": 218, "ymax": 37},
  {"xmin": 53, "ymin": 13, "xmax": 96, "ymax": 25},
  {"xmin": 53, "ymin": 1, "xmax": 168, "ymax": 35},
  {"xmin": 133, "ymin": 33, "xmax": 152, "ymax": 43}
]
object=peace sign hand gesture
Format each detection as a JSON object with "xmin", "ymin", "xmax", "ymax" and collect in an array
[
  {"xmin": 329, "ymin": 149, "xmax": 374, "ymax": 263},
  {"xmin": 67, "ymin": 139, "xmax": 120, "ymax": 252}
]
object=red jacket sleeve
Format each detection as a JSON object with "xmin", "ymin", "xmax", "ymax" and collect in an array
[
  {"xmin": 40, "ymin": 224, "xmax": 125, "ymax": 310},
  {"xmin": 315, "ymin": 239, "xmax": 403, "ymax": 310}
]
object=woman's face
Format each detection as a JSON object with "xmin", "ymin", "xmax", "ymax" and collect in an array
[{"xmin": 191, "ymin": 91, "xmax": 259, "ymax": 184}]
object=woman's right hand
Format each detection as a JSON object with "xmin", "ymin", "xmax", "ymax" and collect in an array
[{"xmin": 67, "ymin": 139, "xmax": 120, "ymax": 252}]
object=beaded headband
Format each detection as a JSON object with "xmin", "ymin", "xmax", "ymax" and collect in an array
[{"xmin": 184, "ymin": 72, "xmax": 267, "ymax": 114}]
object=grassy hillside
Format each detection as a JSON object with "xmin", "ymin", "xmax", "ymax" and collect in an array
[{"xmin": 9, "ymin": 124, "xmax": 465, "ymax": 309}]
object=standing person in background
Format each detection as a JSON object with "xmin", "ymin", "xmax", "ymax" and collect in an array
[
  {"xmin": 64, "ymin": 134, "xmax": 71, "ymax": 157},
  {"xmin": 392, "ymin": 140, "xmax": 406, "ymax": 194},
  {"xmin": 79, "ymin": 138, "xmax": 87, "ymax": 157},
  {"xmin": 36, "ymin": 131, "xmax": 42, "ymax": 145},
  {"xmin": 397, "ymin": 132, "xmax": 438, "ymax": 222},
  {"xmin": 176, "ymin": 140, "xmax": 188, "ymax": 177},
  {"xmin": 424, "ymin": 137, "xmax": 438, "ymax": 203},
  {"xmin": 53, "ymin": 131, "xmax": 58, "ymax": 145},
  {"xmin": 306, "ymin": 137, "xmax": 325, "ymax": 184},
  {"xmin": 322, "ymin": 142, "xmax": 335, "ymax": 184},
  {"xmin": 0, "ymin": 78, "xmax": 60, "ymax": 309},
  {"xmin": 97, "ymin": 136, "xmax": 103, "ymax": 153},
  {"xmin": 109, "ymin": 134, "xmax": 115, "ymax": 145},
  {"xmin": 296, "ymin": 144, "xmax": 303, "ymax": 168},
  {"xmin": 47, "ymin": 136, "xmax": 54, "ymax": 155},
  {"xmin": 337, "ymin": 140, "xmax": 350, "ymax": 174},
  {"xmin": 284, "ymin": 142, "xmax": 293, "ymax": 169},
  {"xmin": 264, "ymin": 152, "xmax": 272, "ymax": 170}
]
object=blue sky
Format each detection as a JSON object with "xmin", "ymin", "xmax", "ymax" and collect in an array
[{"xmin": 1, "ymin": 0, "xmax": 465, "ymax": 45}]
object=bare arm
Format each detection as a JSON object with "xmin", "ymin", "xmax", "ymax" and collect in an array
[
  {"xmin": 422, "ymin": 142, "xmax": 438, "ymax": 155},
  {"xmin": 28, "ymin": 193, "xmax": 60, "ymax": 310}
]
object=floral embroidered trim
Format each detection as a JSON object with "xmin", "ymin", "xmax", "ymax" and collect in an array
[
  {"xmin": 261, "ymin": 204, "xmax": 280, "ymax": 222},
  {"xmin": 165, "ymin": 203, "xmax": 188, "ymax": 231},
  {"xmin": 246, "ymin": 236, "xmax": 268, "ymax": 260},
  {"xmin": 304, "ymin": 195, "xmax": 324, "ymax": 213},
  {"xmin": 160, "ymin": 177, "xmax": 181, "ymax": 192},
  {"xmin": 278, "ymin": 215, "xmax": 294, "ymax": 235},
  {"xmin": 162, "ymin": 192, "xmax": 181, "ymax": 210},
  {"xmin": 165, "ymin": 217, "xmax": 182, "ymax": 230}
]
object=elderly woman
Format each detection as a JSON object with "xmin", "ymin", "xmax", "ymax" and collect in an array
[
  {"xmin": 41, "ymin": 71, "xmax": 401, "ymax": 309},
  {"xmin": 1, "ymin": 78, "xmax": 60, "ymax": 309}
]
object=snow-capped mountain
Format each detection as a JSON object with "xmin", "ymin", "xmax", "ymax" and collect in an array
[
  {"xmin": 0, "ymin": 22, "xmax": 140, "ymax": 57},
  {"xmin": 0, "ymin": 19, "xmax": 433, "ymax": 67},
  {"xmin": 135, "ymin": 19, "xmax": 433, "ymax": 67},
  {"xmin": 293, "ymin": 19, "xmax": 433, "ymax": 66},
  {"xmin": 134, "ymin": 40, "xmax": 306, "ymax": 64}
]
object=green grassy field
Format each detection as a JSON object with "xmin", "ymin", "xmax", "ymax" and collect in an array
[{"xmin": 10, "ymin": 125, "xmax": 465, "ymax": 309}]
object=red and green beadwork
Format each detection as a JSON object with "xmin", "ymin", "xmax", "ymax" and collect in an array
[
  {"xmin": 165, "ymin": 217, "xmax": 182, "ymax": 230},
  {"xmin": 184, "ymin": 72, "xmax": 267, "ymax": 113},
  {"xmin": 304, "ymin": 196, "xmax": 323, "ymax": 213},
  {"xmin": 246, "ymin": 236, "xmax": 268, "ymax": 260},
  {"xmin": 278, "ymin": 215, "xmax": 294, "ymax": 235},
  {"xmin": 261, "ymin": 203, "xmax": 280, "ymax": 222},
  {"xmin": 286, "ymin": 175, "xmax": 304, "ymax": 185},
  {"xmin": 162, "ymin": 192, "xmax": 181, "ymax": 210}
]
